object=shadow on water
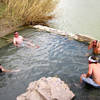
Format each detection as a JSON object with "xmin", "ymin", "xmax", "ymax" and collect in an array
[{"xmin": 0, "ymin": 28, "xmax": 100, "ymax": 100}]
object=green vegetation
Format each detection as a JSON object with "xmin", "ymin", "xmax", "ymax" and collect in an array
[{"xmin": 5, "ymin": 0, "xmax": 59, "ymax": 26}]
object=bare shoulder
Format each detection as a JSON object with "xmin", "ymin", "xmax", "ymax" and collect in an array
[{"xmin": 92, "ymin": 63, "xmax": 100, "ymax": 68}]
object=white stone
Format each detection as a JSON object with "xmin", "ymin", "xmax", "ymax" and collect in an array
[{"xmin": 17, "ymin": 77, "xmax": 75, "ymax": 100}]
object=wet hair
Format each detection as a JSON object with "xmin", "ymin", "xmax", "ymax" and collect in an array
[{"xmin": 88, "ymin": 56, "xmax": 97, "ymax": 64}]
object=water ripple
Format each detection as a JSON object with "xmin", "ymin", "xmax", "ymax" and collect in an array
[{"xmin": 0, "ymin": 29, "xmax": 93, "ymax": 100}]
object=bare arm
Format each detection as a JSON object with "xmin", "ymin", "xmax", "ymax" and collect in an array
[
  {"xmin": 80, "ymin": 65, "xmax": 93, "ymax": 83},
  {"xmin": 98, "ymin": 42, "xmax": 100, "ymax": 48},
  {"xmin": 86, "ymin": 64, "xmax": 92, "ymax": 77},
  {"xmin": 0, "ymin": 65, "xmax": 21, "ymax": 73},
  {"xmin": 88, "ymin": 42, "xmax": 93, "ymax": 50},
  {"xmin": 1, "ymin": 67, "xmax": 11, "ymax": 72},
  {"xmin": 13, "ymin": 38, "xmax": 17, "ymax": 46}
]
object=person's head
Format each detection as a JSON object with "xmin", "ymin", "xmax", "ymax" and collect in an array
[
  {"xmin": 92, "ymin": 40, "xmax": 98, "ymax": 48},
  {"xmin": 88, "ymin": 56, "xmax": 97, "ymax": 64},
  {"xmin": 14, "ymin": 32, "xmax": 19, "ymax": 38}
]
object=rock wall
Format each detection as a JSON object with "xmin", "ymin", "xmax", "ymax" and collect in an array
[
  {"xmin": 33, "ymin": 25, "xmax": 95, "ymax": 44},
  {"xmin": 17, "ymin": 77, "xmax": 75, "ymax": 100}
]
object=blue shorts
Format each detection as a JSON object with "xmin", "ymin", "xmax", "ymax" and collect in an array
[{"xmin": 82, "ymin": 77, "xmax": 100, "ymax": 88}]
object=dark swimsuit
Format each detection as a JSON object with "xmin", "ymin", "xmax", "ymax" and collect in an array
[{"xmin": 0, "ymin": 68, "xmax": 2, "ymax": 73}]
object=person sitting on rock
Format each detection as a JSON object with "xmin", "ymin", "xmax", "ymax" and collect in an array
[
  {"xmin": 80, "ymin": 56, "xmax": 100, "ymax": 86},
  {"xmin": 88, "ymin": 40, "xmax": 100, "ymax": 55},
  {"xmin": 13, "ymin": 32, "xmax": 39, "ymax": 48}
]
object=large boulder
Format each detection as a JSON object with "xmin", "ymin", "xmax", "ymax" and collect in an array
[{"xmin": 17, "ymin": 77, "xmax": 75, "ymax": 100}]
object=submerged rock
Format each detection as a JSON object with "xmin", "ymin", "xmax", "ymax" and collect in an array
[{"xmin": 17, "ymin": 77, "xmax": 75, "ymax": 100}]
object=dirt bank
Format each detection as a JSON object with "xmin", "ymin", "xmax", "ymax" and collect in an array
[{"xmin": 0, "ymin": 18, "xmax": 28, "ymax": 48}]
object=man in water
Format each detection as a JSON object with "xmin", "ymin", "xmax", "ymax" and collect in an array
[
  {"xmin": 80, "ymin": 56, "xmax": 100, "ymax": 86},
  {"xmin": 0, "ymin": 64, "xmax": 20, "ymax": 73},
  {"xmin": 13, "ymin": 32, "xmax": 39, "ymax": 48},
  {"xmin": 88, "ymin": 40, "xmax": 100, "ymax": 55}
]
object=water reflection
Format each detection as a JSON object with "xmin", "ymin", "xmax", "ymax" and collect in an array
[{"xmin": 0, "ymin": 73, "xmax": 13, "ymax": 88}]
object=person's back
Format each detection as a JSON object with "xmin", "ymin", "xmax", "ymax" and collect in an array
[
  {"xmin": 80, "ymin": 56, "xmax": 100, "ymax": 86},
  {"xmin": 90, "ymin": 63, "xmax": 100, "ymax": 85}
]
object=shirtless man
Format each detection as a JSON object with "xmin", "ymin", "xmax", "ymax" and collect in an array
[
  {"xmin": 88, "ymin": 40, "xmax": 100, "ymax": 55},
  {"xmin": 0, "ymin": 64, "xmax": 20, "ymax": 73},
  {"xmin": 13, "ymin": 32, "xmax": 39, "ymax": 48},
  {"xmin": 80, "ymin": 56, "xmax": 100, "ymax": 85}
]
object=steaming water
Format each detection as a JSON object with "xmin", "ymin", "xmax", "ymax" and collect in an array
[
  {"xmin": 50, "ymin": 0, "xmax": 100, "ymax": 40},
  {"xmin": 0, "ymin": 28, "xmax": 100, "ymax": 100}
]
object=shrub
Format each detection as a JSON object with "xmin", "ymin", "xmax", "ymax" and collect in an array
[{"xmin": 6, "ymin": 0, "xmax": 59, "ymax": 26}]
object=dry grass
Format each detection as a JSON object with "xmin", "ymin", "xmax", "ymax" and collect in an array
[
  {"xmin": 0, "ymin": 0, "xmax": 9, "ymax": 4},
  {"xmin": 5, "ymin": 0, "xmax": 59, "ymax": 26},
  {"xmin": 0, "ymin": 2, "xmax": 6, "ymax": 18}
]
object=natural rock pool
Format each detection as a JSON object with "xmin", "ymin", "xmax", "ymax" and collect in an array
[{"xmin": 0, "ymin": 28, "xmax": 100, "ymax": 100}]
